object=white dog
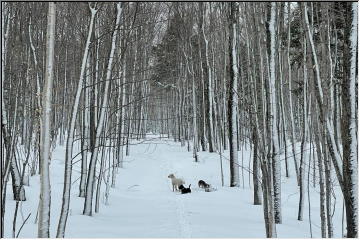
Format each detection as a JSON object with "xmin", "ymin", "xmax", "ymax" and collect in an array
[{"xmin": 168, "ymin": 174, "xmax": 185, "ymax": 192}]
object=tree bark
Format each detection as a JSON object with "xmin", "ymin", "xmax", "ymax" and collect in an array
[
  {"xmin": 341, "ymin": 2, "xmax": 358, "ymax": 237},
  {"xmin": 38, "ymin": 2, "xmax": 56, "ymax": 237},
  {"xmin": 228, "ymin": 2, "xmax": 239, "ymax": 187},
  {"xmin": 268, "ymin": 2, "xmax": 282, "ymax": 224}
]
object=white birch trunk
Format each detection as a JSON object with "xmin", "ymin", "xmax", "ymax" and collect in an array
[
  {"xmin": 349, "ymin": 0, "xmax": 358, "ymax": 207},
  {"xmin": 269, "ymin": 2, "xmax": 282, "ymax": 224},
  {"xmin": 228, "ymin": 3, "xmax": 239, "ymax": 187},
  {"xmin": 314, "ymin": 120, "xmax": 327, "ymax": 237},
  {"xmin": 105, "ymin": 147, "xmax": 111, "ymax": 205},
  {"xmin": 38, "ymin": 2, "xmax": 55, "ymax": 237},
  {"xmin": 119, "ymin": 58, "xmax": 127, "ymax": 167},
  {"xmin": 79, "ymin": 55, "xmax": 91, "ymax": 197},
  {"xmin": 113, "ymin": 52, "xmax": 123, "ymax": 185},
  {"xmin": 191, "ymin": 60, "xmax": 198, "ymax": 161},
  {"xmin": 94, "ymin": 19, "xmax": 100, "ymax": 126},
  {"xmin": 347, "ymin": 3, "xmax": 358, "ymax": 236}
]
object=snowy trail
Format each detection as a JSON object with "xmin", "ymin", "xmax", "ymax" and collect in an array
[
  {"xmin": 5, "ymin": 137, "xmax": 345, "ymax": 238},
  {"xmin": 174, "ymin": 192, "xmax": 192, "ymax": 238},
  {"xmin": 69, "ymin": 140, "xmax": 194, "ymax": 238},
  {"xmin": 154, "ymin": 141, "xmax": 192, "ymax": 238}
]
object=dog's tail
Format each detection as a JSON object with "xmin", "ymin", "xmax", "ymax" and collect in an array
[{"xmin": 188, "ymin": 184, "xmax": 191, "ymax": 188}]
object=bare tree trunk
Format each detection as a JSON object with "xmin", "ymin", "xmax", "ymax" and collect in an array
[
  {"xmin": 252, "ymin": 127, "xmax": 261, "ymax": 205},
  {"xmin": 119, "ymin": 54, "xmax": 127, "ymax": 168},
  {"xmin": 261, "ymin": 159, "xmax": 277, "ymax": 237},
  {"xmin": 95, "ymin": 130, "xmax": 107, "ymax": 213},
  {"xmin": 341, "ymin": 3, "xmax": 358, "ymax": 237},
  {"xmin": 6, "ymin": 94, "xmax": 26, "ymax": 202},
  {"xmin": 314, "ymin": 116, "xmax": 327, "ymax": 237},
  {"xmin": 323, "ymin": 147, "xmax": 333, "ymax": 238},
  {"xmin": 228, "ymin": 2, "xmax": 239, "ymax": 187},
  {"xmin": 268, "ymin": 2, "xmax": 281, "ymax": 224},
  {"xmin": 38, "ymin": 2, "xmax": 55, "ymax": 237},
  {"xmin": 307, "ymin": 117, "xmax": 313, "ymax": 237},
  {"xmin": 79, "ymin": 55, "xmax": 92, "ymax": 197}
]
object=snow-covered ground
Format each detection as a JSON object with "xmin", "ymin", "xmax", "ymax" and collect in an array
[{"xmin": 4, "ymin": 135, "xmax": 344, "ymax": 238}]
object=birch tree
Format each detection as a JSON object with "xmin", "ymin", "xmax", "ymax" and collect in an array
[
  {"xmin": 38, "ymin": 2, "xmax": 55, "ymax": 237},
  {"xmin": 268, "ymin": 2, "xmax": 282, "ymax": 224},
  {"xmin": 228, "ymin": 2, "xmax": 239, "ymax": 187},
  {"xmin": 341, "ymin": 2, "xmax": 358, "ymax": 237}
]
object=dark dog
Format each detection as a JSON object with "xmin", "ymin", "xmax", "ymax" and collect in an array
[
  {"xmin": 198, "ymin": 180, "xmax": 210, "ymax": 189},
  {"xmin": 179, "ymin": 184, "xmax": 191, "ymax": 194}
]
